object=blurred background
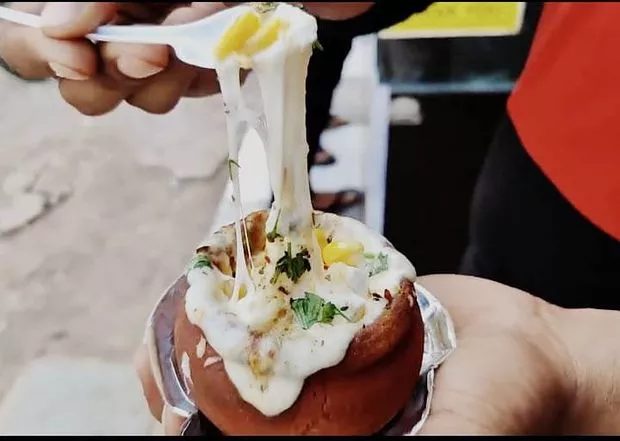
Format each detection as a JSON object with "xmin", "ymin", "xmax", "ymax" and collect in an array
[{"xmin": 0, "ymin": 2, "xmax": 541, "ymax": 435}]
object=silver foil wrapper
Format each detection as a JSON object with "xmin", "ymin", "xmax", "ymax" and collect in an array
[{"xmin": 145, "ymin": 279, "xmax": 457, "ymax": 436}]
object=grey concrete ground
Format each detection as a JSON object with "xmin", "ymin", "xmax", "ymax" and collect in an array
[
  {"xmin": 0, "ymin": 356, "xmax": 155, "ymax": 435},
  {"xmin": 0, "ymin": 70, "xmax": 231, "ymax": 434}
]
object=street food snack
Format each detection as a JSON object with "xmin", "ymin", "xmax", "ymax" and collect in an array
[
  {"xmin": 171, "ymin": 3, "xmax": 425, "ymax": 435},
  {"xmin": 174, "ymin": 209, "xmax": 424, "ymax": 435}
]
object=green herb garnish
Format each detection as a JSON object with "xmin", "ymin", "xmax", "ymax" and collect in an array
[
  {"xmin": 291, "ymin": 292, "xmax": 350, "ymax": 330},
  {"xmin": 227, "ymin": 158, "xmax": 240, "ymax": 180},
  {"xmin": 190, "ymin": 255, "xmax": 212, "ymax": 270},
  {"xmin": 254, "ymin": 2, "xmax": 278, "ymax": 14},
  {"xmin": 266, "ymin": 209, "xmax": 282, "ymax": 242},
  {"xmin": 312, "ymin": 40, "xmax": 324, "ymax": 51},
  {"xmin": 366, "ymin": 252, "xmax": 389, "ymax": 277},
  {"xmin": 270, "ymin": 242, "xmax": 311, "ymax": 284}
]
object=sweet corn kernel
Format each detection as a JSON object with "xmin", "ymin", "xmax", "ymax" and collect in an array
[
  {"xmin": 220, "ymin": 280, "xmax": 233, "ymax": 297},
  {"xmin": 314, "ymin": 227, "xmax": 328, "ymax": 251},
  {"xmin": 241, "ymin": 18, "xmax": 289, "ymax": 56},
  {"xmin": 214, "ymin": 11, "xmax": 262, "ymax": 61},
  {"xmin": 238, "ymin": 283, "xmax": 248, "ymax": 299},
  {"xmin": 352, "ymin": 304, "xmax": 366, "ymax": 322},
  {"xmin": 322, "ymin": 240, "xmax": 364, "ymax": 266}
]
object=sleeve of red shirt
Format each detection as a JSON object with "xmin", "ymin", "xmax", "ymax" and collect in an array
[{"xmin": 316, "ymin": 2, "xmax": 434, "ymax": 41}]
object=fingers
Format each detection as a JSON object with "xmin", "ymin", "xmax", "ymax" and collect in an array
[
  {"xmin": 134, "ymin": 344, "xmax": 185, "ymax": 436},
  {"xmin": 113, "ymin": 3, "xmax": 180, "ymax": 25},
  {"xmin": 301, "ymin": 2, "xmax": 374, "ymax": 20},
  {"xmin": 60, "ymin": 40, "xmax": 187, "ymax": 115},
  {"xmin": 186, "ymin": 69, "xmax": 221, "ymax": 97},
  {"xmin": 91, "ymin": 3, "xmax": 228, "ymax": 113},
  {"xmin": 0, "ymin": 1, "xmax": 227, "ymax": 114},
  {"xmin": 162, "ymin": 404, "xmax": 186, "ymax": 436},
  {"xmin": 221, "ymin": 0, "xmax": 374, "ymax": 19},
  {"xmin": 40, "ymin": 2, "xmax": 118, "ymax": 39},
  {"xmin": 0, "ymin": 2, "xmax": 117, "ymax": 80},
  {"xmin": 99, "ymin": 2, "xmax": 226, "ymax": 82},
  {"xmin": 128, "ymin": 2, "xmax": 227, "ymax": 107},
  {"xmin": 100, "ymin": 41, "xmax": 169, "ymax": 81},
  {"xmin": 168, "ymin": 3, "xmax": 228, "ymax": 24},
  {"xmin": 134, "ymin": 343, "xmax": 165, "ymax": 422},
  {"xmin": 0, "ymin": 25, "xmax": 97, "ymax": 79},
  {"xmin": 125, "ymin": 60, "xmax": 196, "ymax": 114},
  {"xmin": 57, "ymin": 75, "xmax": 126, "ymax": 116},
  {"xmin": 191, "ymin": 2, "xmax": 232, "ymax": 14}
]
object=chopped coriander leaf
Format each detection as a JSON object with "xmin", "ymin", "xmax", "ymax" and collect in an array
[
  {"xmin": 318, "ymin": 301, "xmax": 350, "ymax": 324},
  {"xmin": 190, "ymin": 255, "xmax": 212, "ymax": 270},
  {"xmin": 366, "ymin": 252, "xmax": 389, "ymax": 277},
  {"xmin": 290, "ymin": 292, "xmax": 322, "ymax": 330},
  {"xmin": 291, "ymin": 292, "xmax": 350, "ymax": 330},
  {"xmin": 312, "ymin": 40, "xmax": 324, "ymax": 51},
  {"xmin": 266, "ymin": 209, "xmax": 282, "ymax": 242},
  {"xmin": 270, "ymin": 242, "xmax": 311, "ymax": 284},
  {"xmin": 227, "ymin": 158, "xmax": 240, "ymax": 180}
]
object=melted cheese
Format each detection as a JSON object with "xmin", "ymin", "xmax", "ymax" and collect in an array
[{"xmin": 184, "ymin": 3, "xmax": 417, "ymax": 417}]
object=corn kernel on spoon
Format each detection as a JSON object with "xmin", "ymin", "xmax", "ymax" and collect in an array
[{"xmin": 0, "ymin": 4, "xmax": 256, "ymax": 69}]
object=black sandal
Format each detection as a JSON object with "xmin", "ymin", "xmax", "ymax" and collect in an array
[{"xmin": 313, "ymin": 189, "xmax": 364, "ymax": 214}]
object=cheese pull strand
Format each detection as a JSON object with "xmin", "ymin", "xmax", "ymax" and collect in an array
[
  {"xmin": 184, "ymin": 3, "xmax": 417, "ymax": 418},
  {"xmin": 216, "ymin": 63, "xmax": 254, "ymax": 302}
]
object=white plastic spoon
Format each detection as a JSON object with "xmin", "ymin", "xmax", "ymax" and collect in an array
[{"xmin": 0, "ymin": 4, "xmax": 253, "ymax": 69}]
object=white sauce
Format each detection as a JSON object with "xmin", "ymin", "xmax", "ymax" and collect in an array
[
  {"xmin": 181, "ymin": 352, "xmax": 192, "ymax": 386},
  {"xmin": 196, "ymin": 337, "xmax": 207, "ymax": 359},
  {"xmin": 204, "ymin": 356, "xmax": 222, "ymax": 368},
  {"xmin": 184, "ymin": 4, "xmax": 417, "ymax": 417}
]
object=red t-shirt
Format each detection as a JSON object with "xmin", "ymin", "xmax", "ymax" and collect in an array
[{"xmin": 508, "ymin": 2, "xmax": 620, "ymax": 240}]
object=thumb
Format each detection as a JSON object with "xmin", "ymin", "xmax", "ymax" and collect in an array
[
  {"xmin": 162, "ymin": 404, "xmax": 186, "ymax": 436},
  {"xmin": 40, "ymin": 2, "xmax": 118, "ymax": 39}
]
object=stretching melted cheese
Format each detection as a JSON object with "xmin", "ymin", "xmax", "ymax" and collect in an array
[{"xmin": 184, "ymin": 3, "xmax": 416, "ymax": 417}]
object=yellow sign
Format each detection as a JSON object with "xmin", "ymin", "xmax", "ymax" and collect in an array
[{"xmin": 379, "ymin": 2, "xmax": 526, "ymax": 39}]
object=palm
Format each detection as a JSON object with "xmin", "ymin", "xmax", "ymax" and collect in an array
[
  {"xmin": 417, "ymin": 275, "xmax": 573, "ymax": 435},
  {"xmin": 136, "ymin": 275, "xmax": 576, "ymax": 435}
]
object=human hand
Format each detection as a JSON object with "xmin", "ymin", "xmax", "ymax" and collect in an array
[
  {"xmin": 134, "ymin": 341, "xmax": 186, "ymax": 435},
  {"xmin": 133, "ymin": 274, "xmax": 578, "ymax": 435},
  {"xmin": 0, "ymin": 2, "xmax": 228, "ymax": 115},
  {"xmin": 415, "ymin": 275, "xmax": 574, "ymax": 435}
]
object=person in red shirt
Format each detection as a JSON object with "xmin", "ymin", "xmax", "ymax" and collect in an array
[{"xmin": 460, "ymin": 3, "xmax": 620, "ymax": 310}]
